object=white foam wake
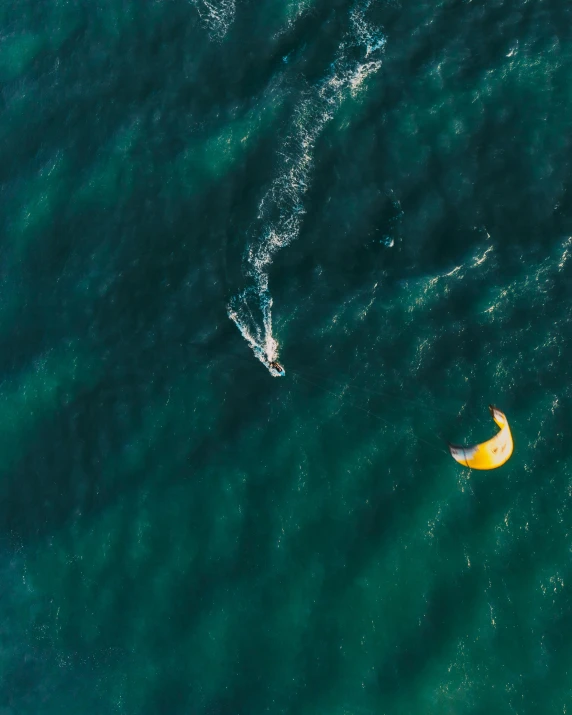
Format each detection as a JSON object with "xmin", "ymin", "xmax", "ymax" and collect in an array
[
  {"xmin": 229, "ymin": 0, "xmax": 385, "ymax": 375},
  {"xmin": 192, "ymin": 0, "xmax": 235, "ymax": 40}
]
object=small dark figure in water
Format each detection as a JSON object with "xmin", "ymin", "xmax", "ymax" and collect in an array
[{"xmin": 269, "ymin": 361, "xmax": 284, "ymax": 373}]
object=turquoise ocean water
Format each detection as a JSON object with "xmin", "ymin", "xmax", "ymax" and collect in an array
[{"xmin": 2, "ymin": 0, "xmax": 572, "ymax": 712}]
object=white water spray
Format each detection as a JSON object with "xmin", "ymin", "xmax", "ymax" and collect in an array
[{"xmin": 192, "ymin": 0, "xmax": 235, "ymax": 40}]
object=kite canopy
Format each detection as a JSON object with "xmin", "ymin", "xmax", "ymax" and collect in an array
[{"xmin": 449, "ymin": 406, "xmax": 513, "ymax": 470}]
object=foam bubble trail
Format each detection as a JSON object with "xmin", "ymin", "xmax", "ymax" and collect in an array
[
  {"xmin": 228, "ymin": 0, "xmax": 385, "ymax": 375},
  {"xmin": 191, "ymin": 0, "xmax": 235, "ymax": 40}
]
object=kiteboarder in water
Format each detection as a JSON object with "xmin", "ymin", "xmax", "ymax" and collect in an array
[{"xmin": 269, "ymin": 361, "xmax": 285, "ymax": 376}]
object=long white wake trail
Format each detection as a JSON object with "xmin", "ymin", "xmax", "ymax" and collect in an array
[{"xmin": 228, "ymin": 0, "xmax": 385, "ymax": 376}]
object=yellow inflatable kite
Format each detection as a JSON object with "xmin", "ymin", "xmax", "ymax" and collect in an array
[{"xmin": 449, "ymin": 406, "xmax": 513, "ymax": 470}]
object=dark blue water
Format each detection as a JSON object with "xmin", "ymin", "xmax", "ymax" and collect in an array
[{"xmin": 2, "ymin": 1, "xmax": 572, "ymax": 713}]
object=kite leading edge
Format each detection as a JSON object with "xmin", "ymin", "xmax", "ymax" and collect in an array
[{"xmin": 448, "ymin": 406, "xmax": 513, "ymax": 470}]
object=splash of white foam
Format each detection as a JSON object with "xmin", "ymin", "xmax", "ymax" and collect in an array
[
  {"xmin": 350, "ymin": 0, "xmax": 386, "ymax": 57},
  {"xmin": 192, "ymin": 0, "xmax": 235, "ymax": 40},
  {"xmin": 229, "ymin": 0, "xmax": 385, "ymax": 374}
]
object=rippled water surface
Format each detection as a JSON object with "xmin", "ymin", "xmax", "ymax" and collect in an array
[{"xmin": 2, "ymin": 1, "xmax": 572, "ymax": 713}]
